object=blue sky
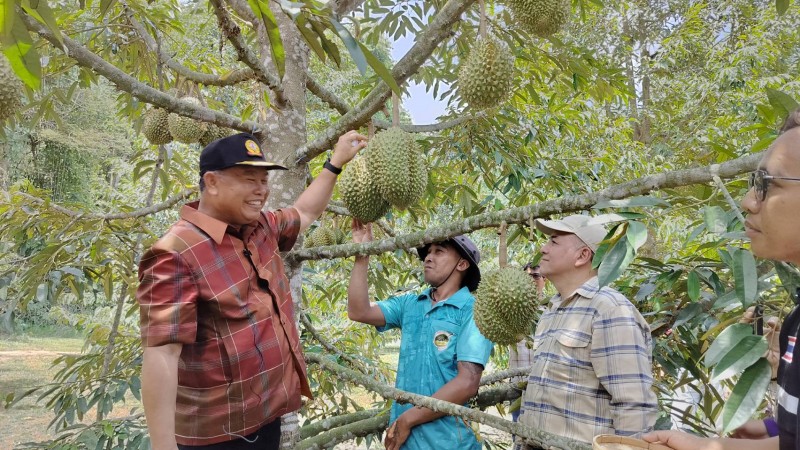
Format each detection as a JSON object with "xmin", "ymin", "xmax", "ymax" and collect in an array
[{"xmin": 391, "ymin": 35, "xmax": 448, "ymax": 124}]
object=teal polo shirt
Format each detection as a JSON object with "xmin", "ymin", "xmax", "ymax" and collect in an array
[{"xmin": 377, "ymin": 286, "xmax": 493, "ymax": 450}]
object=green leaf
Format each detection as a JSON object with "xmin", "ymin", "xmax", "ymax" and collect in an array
[
  {"xmin": 774, "ymin": 261, "xmax": 800, "ymax": 300},
  {"xmin": 703, "ymin": 206, "xmax": 727, "ymax": 234},
  {"xmin": 710, "ymin": 335, "xmax": 768, "ymax": 383},
  {"xmin": 295, "ymin": 16, "xmax": 327, "ymax": 63},
  {"xmin": 732, "ymin": 248, "xmax": 759, "ymax": 308},
  {"xmin": 1, "ymin": 10, "xmax": 41, "ymax": 90},
  {"xmin": 99, "ymin": 0, "xmax": 116, "ymax": 20},
  {"xmin": 597, "ymin": 236, "xmax": 635, "ymax": 287},
  {"xmin": 0, "ymin": 0, "xmax": 15, "ymax": 40},
  {"xmin": 626, "ymin": 221, "xmax": 647, "ymax": 250},
  {"xmin": 687, "ymin": 270, "xmax": 700, "ymax": 302},
  {"xmin": 328, "ymin": 17, "xmax": 367, "ymax": 75},
  {"xmin": 592, "ymin": 196, "xmax": 670, "ymax": 209},
  {"xmin": 766, "ymin": 88, "xmax": 799, "ymax": 120},
  {"xmin": 705, "ymin": 323, "xmax": 753, "ymax": 367},
  {"xmin": 21, "ymin": 0, "xmax": 64, "ymax": 48},
  {"xmin": 721, "ymin": 358, "xmax": 771, "ymax": 433},
  {"xmin": 358, "ymin": 41, "xmax": 402, "ymax": 97},
  {"xmin": 247, "ymin": 0, "xmax": 285, "ymax": 79},
  {"xmin": 776, "ymin": 0, "xmax": 790, "ymax": 15}
]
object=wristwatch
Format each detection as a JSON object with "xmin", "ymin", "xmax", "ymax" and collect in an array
[{"xmin": 323, "ymin": 158, "xmax": 342, "ymax": 175}]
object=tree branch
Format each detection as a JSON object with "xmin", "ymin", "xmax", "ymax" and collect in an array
[
  {"xmin": 305, "ymin": 73, "xmax": 481, "ymax": 133},
  {"xmin": 296, "ymin": 413, "xmax": 389, "ymax": 450},
  {"xmin": 287, "ymin": 153, "xmax": 761, "ymax": 263},
  {"xmin": 19, "ymin": 12, "xmax": 260, "ymax": 133},
  {"xmin": 123, "ymin": 5, "xmax": 255, "ymax": 87},
  {"xmin": 15, "ymin": 188, "xmax": 196, "ymax": 220},
  {"xmin": 480, "ymin": 366, "xmax": 531, "ymax": 386},
  {"xmin": 208, "ymin": 0, "xmax": 288, "ymax": 108},
  {"xmin": 306, "ymin": 353, "xmax": 591, "ymax": 449},
  {"xmin": 299, "ymin": 313, "xmax": 370, "ymax": 375},
  {"xmin": 299, "ymin": 408, "xmax": 384, "ymax": 439},
  {"xmin": 295, "ymin": 0, "xmax": 478, "ymax": 163}
]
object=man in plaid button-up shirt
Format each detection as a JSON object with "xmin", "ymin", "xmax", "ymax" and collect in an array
[
  {"xmin": 137, "ymin": 131, "xmax": 366, "ymax": 450},
  {"xmin": 515, "ymin": 215, "xmax": 658, "ymax": 448}
]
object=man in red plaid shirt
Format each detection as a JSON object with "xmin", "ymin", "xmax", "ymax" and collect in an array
[{"xmin": 137, "ymin": 131, "xmax": 366, "ymax": 450}]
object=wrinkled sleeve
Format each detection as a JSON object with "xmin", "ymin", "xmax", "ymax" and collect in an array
[
  {"xmin": 376, "ymin": 293, "xmax": 412, "ymax": 332},
  {"xmin": 591, "ymin": 307, "xmax": 659, "ymax": 436},
  {"xmin": 456, "ymin": 308, "xmax": 493, "ymax": 367},
  {"xmin": 270, "ymin": 207, "xmax": 301, "ymax": 252},
  {"xmin": 137, "ymin": 247, "xmax": 199, "ymax": 347}
]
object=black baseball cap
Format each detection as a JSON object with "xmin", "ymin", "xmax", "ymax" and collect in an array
[
  {"xmin": 199, "ymin": 133, "xmax": 287, "ymax": 177},
  {"xmin": 417, "ymin": 235, "xmax": 482, "ymax": 292}
]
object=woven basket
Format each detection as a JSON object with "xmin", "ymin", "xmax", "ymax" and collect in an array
[{"xmin": 592, "ymin": 435, "xmax": 671, "ymax": 450}]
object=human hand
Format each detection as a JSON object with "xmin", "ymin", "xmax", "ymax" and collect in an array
[
  {"xmin": 730, "ymin": 418, "xmax": 770, "ymax": 439},
  {"xmin": 641, "ymin": 431, "xmax": 719, "ymax": 450},
  {"xmin": 351, "ymin": 219, "xmax": 373, "ymax": 244},
  {"xmin": 384, "ymin": 416, "xmax": 412, "ymax": 450},
  {"xmin": 741, "ymin": 306, "xmax": 781, "ymax": 377},
  {"xmin": 330, "ymin": 130, "xmax": 368, "ymax": 168}
]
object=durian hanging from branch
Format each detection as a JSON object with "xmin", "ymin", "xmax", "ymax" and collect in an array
[
  {"xmin": 506, "ymin": 0, "xmax": 570, "ymax": 38},
  {"xmin": 339, "ymin": 120, "xmax": 391, "ymax": 223},
  {"xmin": 473, "ymin": 222, "xmax": 540, "ymax": 346},
  {"xmin": 457, "ymin": 0, "xmax": 515, "ymax": 110}
]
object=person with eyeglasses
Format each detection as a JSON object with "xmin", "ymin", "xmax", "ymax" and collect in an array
[
  {"xmin": 508, "ymin": 263, "xmax": 547, "ymax": 423},
  {"xmin": 643, "ymin": 113, "xmax": 800, "ymax": 450}
]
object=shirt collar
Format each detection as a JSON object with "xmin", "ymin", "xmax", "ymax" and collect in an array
[
  {"xmin": 180, "ymin": 201, "xmax": 249, "ymax": 244},
  {"xmin": 417, "ymin": 286, "xmax": 473, "ymax": 309},
  {"xmin": 551, "ymin": 276, "xmax": 601, "ymax": 308}
]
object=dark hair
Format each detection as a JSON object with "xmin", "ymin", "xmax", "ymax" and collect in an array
[
  {"xmin": 523, "ymin": 263, "xmax": 540, "ymax": 271},
  {"xmin": 780, "ymin": 109, "xmax": 800, "ymax": 133},
  {"xmin": 199, "ymin": 176, "xmax": 206, "ymax": 192}
]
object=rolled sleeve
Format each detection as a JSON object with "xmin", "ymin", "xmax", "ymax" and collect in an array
[
  {"xmin": 456, "ymin": 310, "xmax": 493, "ymax": 367},
  {"xmin": 591, "ymin": 308, "xmax": 658, "ymax": 435},
  {"xmin": 271, "ymin": 207, "xmax": 301, "ymax": 252},
  {"xmin": 137, "ymin": 248, "xmax": 199, "ymax": 347}
]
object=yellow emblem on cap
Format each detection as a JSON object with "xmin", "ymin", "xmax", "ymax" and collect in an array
[{"xmin": 245, "ymin": 140, "xmax": 263, "ymax": 157}]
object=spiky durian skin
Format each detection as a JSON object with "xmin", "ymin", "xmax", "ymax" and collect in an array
[
  {"xmin": 141, "ymin": 108, "xmax": 173, "ymax": 145},
  {"xmin": 339, "ymin": 157, "xmax": 391, "ymax": 223},
  {"xmin": 0, "ymin": 54, "xmax": 23, "ymax": 122},
  {"xmin": 458, "ymin": 36, "xmax": 515, "ymax": 110},
  {"xmin": 473, "ymin": 267, "xmax": 539, "ymax": 345},
  {"xmin": 199, "ymin": 124, "xmax": 232, "ymax": 147},
  {"xmin": 167, "ymin": 97, "xmax": 207, "ymax": 144},
  {"xmin": 507, "ymin": 0, "xmax": 570, "ymax": 37},
  {"xmin": 366, "ymin": 127, "xmax": 427, "ymax": 210}
]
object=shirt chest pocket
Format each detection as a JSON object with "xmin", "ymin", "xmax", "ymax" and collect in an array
[
  {"xmin": 430, "ymin": 319, "xmax": 459, "ymax": 366},
  {"xmin": 550, "ymin": 331, "xmax": 592, "ymax": 369}
]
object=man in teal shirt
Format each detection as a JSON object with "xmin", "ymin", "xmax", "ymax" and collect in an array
[{"xmin": 347, "ymin": 220, "xmax": 493, "ymax": 450}]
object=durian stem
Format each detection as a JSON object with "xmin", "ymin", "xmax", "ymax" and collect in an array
[
  {"xmin": 478, "ymin": 0, "xmax": 487, "ymax": 38},
  {"xmin": 498, "ymin": 221, "xmax": 507, "ymax": 268},
  {"xmin": 368, "ymin": 119, "xmax": 375, "ymax": 138},
  {"xmin": 391, "ymin": 92, "xmax": 400, "ymax": 126}
]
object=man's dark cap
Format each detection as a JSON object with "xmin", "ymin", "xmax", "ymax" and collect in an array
[
  {"xmin": 199, "ymin": 133, "xmax": 287, "ymax": 176},
  {"xmin": 417, "ymin": 235, "xmax": 482, "ymax": 292}
]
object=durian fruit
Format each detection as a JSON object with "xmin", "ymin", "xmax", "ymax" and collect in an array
[
  {"xmin": 310, "ymin": 226, "xmax": 337, "ymax": 247},
  {"xmin": 366, "ymin": 127, "xmax": 427, "ymax": 210},
  {"xmin": 0, "ymin": 54, "xmax": 23, "ymax": 122},
  {"xmin": 141, "ymin": 108, "xmax": 173, "ymax": 145},
  {"xmin": 339, "ymin": 156, "xmax": 390, "ymax": 223},
  {"xmin": 199, "ymin": 124, "xmax": 232, "ymax": 147},
  {"xmin": 458, "ymin": 36, "xmax": 515, "ymax": 110},
  {"xmin": 473, "ymin": 267, "xmax": 539, "ymax": 345},
  {"xmin": 507, "ymin": 0, "xmax": 570, "ymax": 37},
  {"xmin": 167, "ymin": 97, "xmax": 207, "ymax": 144},
  {"xmin": 333, "ymin": 227, "xmax": 347, "ymax": 245}
]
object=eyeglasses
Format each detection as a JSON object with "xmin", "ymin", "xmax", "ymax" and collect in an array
[{"xmin": 748, "ymin": 169, "xmax": 800, "ymax": 202}]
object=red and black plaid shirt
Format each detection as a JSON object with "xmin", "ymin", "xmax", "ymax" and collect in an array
[{"xmin": 137, "ymin": 201, "xmax": 311, "ymax": 446}]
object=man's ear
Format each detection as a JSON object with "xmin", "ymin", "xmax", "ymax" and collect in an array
[
  {"xmin": 574, "ymin": 247, "xmax": 594, "ymax": 268},
  {"xmin": 457, "ymin": 258, "xmax": 471, "ymax": 273},
  {"xmin": 203, "ymin": 171, "xmax": 219, "ymax": 194}
]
